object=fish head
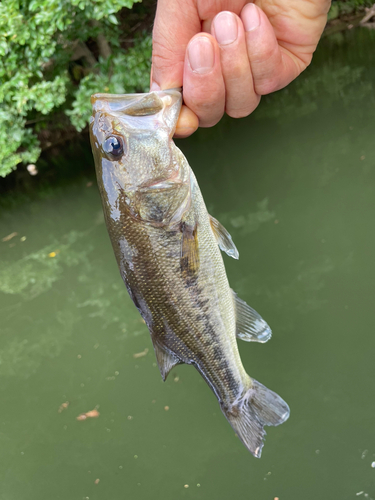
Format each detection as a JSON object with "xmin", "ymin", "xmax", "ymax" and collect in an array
[{"xmin": 90, "ymin": 90, "xmax": 190, "ymax": 225}]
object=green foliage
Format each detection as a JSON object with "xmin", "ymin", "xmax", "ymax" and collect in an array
[
  {"xmin": 0, "ymin": 0, "xmax": 151, "ymax": 178},
  {"xmin": 67, "ymin": 35, "xmax": 152, "ymax": 131},
  {"xmin": 2, "ymin": 0, "xmax": 370, "ymax": 179},
  {"xmin": 329, "ymin": 0, "xmax": 374, "ymax": 20}
]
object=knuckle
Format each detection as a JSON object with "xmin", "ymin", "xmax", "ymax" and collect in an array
[
  {"xmin": 251, "ymin": 43, "xmax": 278, "ymax": 67},
  {"xmin": 186, "ymin": 93, "xmax": 224, "ymax": 126},
  {"xmin": 187, "ymin": 84, "xmax": 224, "ymax": 110},
  {"xmin": 184, "ymin": 74, "xmax": 225, "ymax": 125},
  {"xmin": 226, "ymin": 108, "xmax": 247, "ymax": 119},
  {"xmin": 225, "ymin": 65, "xmax": 247, "ymax": 82},
  {"xmin": 199, "ymin": 111, "xmax": 224, "ymax": 128},
  {"xmin": 255, "ymin": 79, "xmax": 281, "ymax": 95},
  {"xmin": 226, "ymin": 102, "xmax": 259, "ymax": 119}
]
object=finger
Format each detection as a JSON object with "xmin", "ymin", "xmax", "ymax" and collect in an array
[
  {"xmin": 212, "ymin": 11, "xmax": 260, "ymax": 118},
  {"xmin": 174, "ymin": 105, "xmax": 199, "ymax": 138},
  {"xmin": 183, "ymin": 34, "xmax": 225, "ymax": 128},
  {"xmin": 151, "ymin": 0, "xmax": 200, "ymax": 89},
  {"xmin": 255, "ymin": 0, "xmax": 330, "ymax": 56},
  {"xmin": 150, "ymin": 83, "xmax": 198, "ymax": 138},
  {"xmin": 241, "ymin": 3, "xmax": 305, "ymax": 95}
]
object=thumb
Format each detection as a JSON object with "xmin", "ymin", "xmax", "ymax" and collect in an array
[{"xmin": 151, "ymin": 0, "xmax": 200, "ymax": 89}]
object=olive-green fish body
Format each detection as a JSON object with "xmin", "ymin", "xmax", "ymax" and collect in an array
[{"xmin": 90, "ymin": 90, "xmax": 289, "ymax": 457}]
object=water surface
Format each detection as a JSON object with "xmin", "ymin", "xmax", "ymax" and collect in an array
[{"xmin": 1, "ymin": 27, "xmax": 375, "ymax": 500}]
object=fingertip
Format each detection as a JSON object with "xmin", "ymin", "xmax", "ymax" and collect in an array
[
  {"xmin": 187, "ymin": 35, "xmax": 216, "ymax": 75},
  {"xmin": 212, "ymin": 11, "xmax": 239, "ymax": 46},
  {"xmin": 241, "ymin": 3, "xmax": 261, "ymax": 33},
  {"xmin": 174, "ymin": 105, "xmax": 199, "ymax": 138},
  {"xmin": 150, "ymin": 81, "xmax": 161, "ymax": 91},
  {"xmin": 226, "ymin": 101, "xmax": 260, "ymax": 119}
]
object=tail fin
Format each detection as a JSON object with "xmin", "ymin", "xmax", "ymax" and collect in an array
[{"xmin": 223, "ymin": 379, "xmax": 290, "ymax": 458}]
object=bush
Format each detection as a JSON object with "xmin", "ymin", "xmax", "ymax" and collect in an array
[
  {"xmin": 0, "ymin": 0, "xmax": 152, "ymax": 177},
  {"xmin": 329, "ymin": 0, "xmax": 374, "ymax": 20},
  {"xmin": 1, "ymin": 0, "xmax": 372, "ymax": 179}
]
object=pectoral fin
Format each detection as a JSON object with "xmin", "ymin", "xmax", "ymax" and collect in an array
[
  {"xmin": 153, "ymin": 342, "xmax": 181, "ymax": 381},
  {"xmin": 209, "ymin": 215, "xmax": 239, "ymax": 259},
  {"xmin": 232, "ymin": 290, "xmax": 272, "ymax": 343},
  {"xmin": 180, "ymin": 222, "xmax": 199, "ymax": 277}
]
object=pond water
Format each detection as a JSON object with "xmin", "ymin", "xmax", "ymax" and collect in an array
[{"xmin": 1, "ymin": 27, "xmax": 375, "ymax": 500}]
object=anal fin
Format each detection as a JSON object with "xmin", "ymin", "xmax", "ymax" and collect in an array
[
  {"xmin": 153, "ymin": 342, "xmax": 181, "ymax": 381},
  {"xmin": 209, "ymin": 215, "xmax": 239, "ymax": 259},
  {"xmin": 232, "ymin": 289, "xmax": 272, "ymax": 343}
]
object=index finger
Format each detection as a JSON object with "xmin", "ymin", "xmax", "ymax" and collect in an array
[{"xmin": 151, "ymin": 0, "xmax": 200, "ymax": 89}]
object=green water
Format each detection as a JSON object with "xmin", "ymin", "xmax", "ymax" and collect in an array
[{"xmin": 1, "ymin": 28, "xmax": 375, "ymax": 500}]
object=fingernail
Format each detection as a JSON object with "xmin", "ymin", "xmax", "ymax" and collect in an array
[
  {"xmin": 188, "ymin": 37, "xmax": 215, "ymax": 74},
  {"xmin": 242, "ymin": 3, "xmax": 260, "ymax": 32},
  {"xmin": 214, "ymin": 11, "xmax": 238, "ymax": 46}
]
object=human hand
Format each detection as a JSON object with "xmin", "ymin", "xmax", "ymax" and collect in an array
[{"xmin": 151, "ymin": 0, "xmax": 331, "ymax": 137}]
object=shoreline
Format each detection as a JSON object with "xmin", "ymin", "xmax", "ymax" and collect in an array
[
  {"xmin": 2, "ymin": 5, "xmax": 374, "ymax": 193},
  {"xmin": 324, "ymin": 7, "xmax": 374, "ymax": 37}
]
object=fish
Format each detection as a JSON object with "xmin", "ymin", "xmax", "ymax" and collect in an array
[{"xmin": 89, "ymin": 89, "xmax": 290, "ymax": 457}]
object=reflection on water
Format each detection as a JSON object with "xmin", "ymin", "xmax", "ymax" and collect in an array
[
  {"xmin": 0, "ymin": 230, "xmax": 92, "ymax": 298},
  {"xmin": 256, "ymin": 65, "xmax": 373, "ymax": 123},
  {"xmin": 1, "ymin": 27, "xmax": 375, "ymax": 500},
  {"xmin": 225, "ymin": 198, "xmax": 275, "ymax": 235}
]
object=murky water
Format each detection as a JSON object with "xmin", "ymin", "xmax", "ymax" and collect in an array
[{"xmin": 1, "ymin": 28, "xmax": 375, "ymax": 500}]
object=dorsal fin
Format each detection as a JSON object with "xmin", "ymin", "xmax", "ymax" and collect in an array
[
  {"xmin": 232, "ymin": 290, "xmax": 272, "ymax": 343},
  {"xmin": 209, "ymin": 215, "xmax": 239, "ymax": 259}
]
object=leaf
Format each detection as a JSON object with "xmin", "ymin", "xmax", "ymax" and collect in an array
[
  {"xmin": 108, "ymin": 14, "xmax": 118, "ymax": 25},
  {"xmin": 0, "ymin": 0, "xmax": 147, "ymax": 176}
]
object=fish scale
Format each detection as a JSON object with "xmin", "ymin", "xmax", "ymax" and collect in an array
[
  {"xmin": 90, "ymin": 88, "xmax": 290, "ymax": 457},
  {"xmin": 114, "ymin": 192, "xmax": 243, "ymax": 402}
]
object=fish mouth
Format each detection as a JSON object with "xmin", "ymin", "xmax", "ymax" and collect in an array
[{"xmin": 91, "ymin": 89, "xmax": 182, "ymax": 117}]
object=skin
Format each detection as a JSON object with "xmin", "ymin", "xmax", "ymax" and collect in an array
[{"xmin": 151, "ymin": 0, "xmax": 331, "ymax": 137}]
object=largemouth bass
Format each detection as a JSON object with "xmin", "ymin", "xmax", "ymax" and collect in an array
[{"xmin": 90, "ymin": 89, "xmax": 289, "ymax": 457}]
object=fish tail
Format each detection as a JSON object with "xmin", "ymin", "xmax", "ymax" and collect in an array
[{"xmin": 223, "ymin": 379, "xmax": 290, "ymax": 458}]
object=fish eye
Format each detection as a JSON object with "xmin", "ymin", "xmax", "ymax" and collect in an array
[{"xmin": 102, "ymin": 135, "xmax": 125, "ymax": 158}]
